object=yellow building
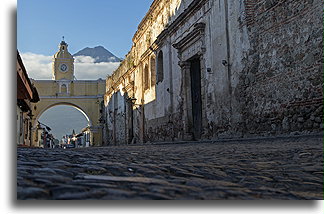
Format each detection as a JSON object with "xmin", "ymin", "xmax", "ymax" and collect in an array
[
  {"xmin": 52, "ymin": 40, "xmax": 74, "ymax": 81},
  {"xmin": 31, "ymin": 40, "xmax": 106, "ymax": 147}
]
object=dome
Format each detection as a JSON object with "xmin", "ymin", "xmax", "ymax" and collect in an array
[
  {"xmin": 53, "ymin": 41, "xmax": 74, "ymax": 59},
  {"xmin": 54, "ymin": 50, "xmax": 73, "ymax": 59}
]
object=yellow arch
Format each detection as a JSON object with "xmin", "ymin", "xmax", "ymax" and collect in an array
[
  {"xmin": 33, "ymin": 102, "xmax": 92, "ymax": 128},
  {"xmin": 30, "ymin": 79, "xmax": 106, "ymax": 147}
]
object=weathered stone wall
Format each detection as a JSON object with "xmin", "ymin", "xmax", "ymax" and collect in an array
[
  {"xmin": 104, "ymin": 0, "xmax": 323, "ymax": 144},
  {"xmin": 105, "ymin": 91, "xmax": 127, "ymax": 145},
  {"xmin": 234, "ymin": 0, "xmax": 323, "ymax": 136},
  {"xmin": 105, "ymin": 93, "xmax": 115, "ymax": 144},
  {"xmin": 104, "ymin": 0, "xmax": 183, "ymax": 144}
]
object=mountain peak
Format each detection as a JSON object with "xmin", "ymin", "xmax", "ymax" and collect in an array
[
  {"xmin": 94, "ymin": 45, "xmax": 105, "ymax": 49},
  {"xmin": 73, "ymin": 46, "xmax": 121, "ymax": 63}
]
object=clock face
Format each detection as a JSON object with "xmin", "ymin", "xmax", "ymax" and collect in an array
[{"xmin": 60, "ymin": 64, "xmax": 68, "ymax": 72}]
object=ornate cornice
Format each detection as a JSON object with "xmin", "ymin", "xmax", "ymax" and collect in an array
[
  {"xmin": 133, "ymin": 0, "xmax": 167, "ymax": 43},
  {"xmin": 169, "ymin": 0, "xmax": 208, "ymax": 34},
  {"xmin": 140, "ymin": 48, "xmax": 154, "ymax": 61},
  {"xmin": 154, "ymin": 0, "xmax": 209, "ymax": 49},
  {"xmin": 172, "ymin": 22, "xmax": 206, "ymax": 51}
]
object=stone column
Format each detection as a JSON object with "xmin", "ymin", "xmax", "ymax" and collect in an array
[
  {"xmin": 198, "ymin": 53, "xmax": 208, "ymax": 135},
  {"xmin": 179, "ymin": 61, "xmax": 193, "ymax": 141}
]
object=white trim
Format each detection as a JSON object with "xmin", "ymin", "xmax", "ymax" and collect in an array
[{"xmin": 57, "ymin": 81, "xmax": 70, "ymax": 94}]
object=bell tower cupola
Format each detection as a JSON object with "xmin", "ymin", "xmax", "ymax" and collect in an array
[{"xmin": 52, "ymin": 37, "xmax": 74, "ymax": 80}]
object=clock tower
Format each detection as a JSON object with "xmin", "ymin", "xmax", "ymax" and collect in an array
[{"xmin": 52, "ymin": 39, "xmax": 74, "ymax": 80}]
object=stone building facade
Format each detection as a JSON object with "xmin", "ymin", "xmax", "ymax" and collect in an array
[{"xmin": 104, "ymin": 0, "xmax": 323, "ymax": 145}]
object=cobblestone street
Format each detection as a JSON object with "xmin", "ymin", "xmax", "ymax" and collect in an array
[{"xmin": 17, "ymin": 135, "xmax": 323, "ymax": 200}]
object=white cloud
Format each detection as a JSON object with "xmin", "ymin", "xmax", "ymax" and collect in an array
[
  {"xmin": 20, "ymin": 53, "xmax": 120, "ymax": 80},
  {"xmin": 74, "ymin": 55, "xmax": 119, "ymax": 80},
  {"xmin": 20, "ymin": 52, "xmax": 52, "ymax": 80},
  {"xmin": 74, "ymin": 55, "xmax": 95, "ymax": 63}
]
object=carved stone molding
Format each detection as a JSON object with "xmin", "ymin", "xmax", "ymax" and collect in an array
[
  {"xmin": 173, "ymin": 22, "xmax": 205, "ymax": 50},
  {"xmin": 153, "ymin": 0, "xmax": 209, "ymax": 51},
  {"xmin": 173, "ymin": 22, "xmax": 206, "ymax": 62}
]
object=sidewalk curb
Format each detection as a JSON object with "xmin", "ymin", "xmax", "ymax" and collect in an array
[{"xmin": 146, "ymin": 133, "xmax": 323, "ymax": 146}]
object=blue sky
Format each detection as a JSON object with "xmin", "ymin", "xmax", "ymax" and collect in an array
[
  {"xmin": 17, "ymin": 0, "xmax": 154, "ymax": 138},
  {"xmin": 18, "ymin": 0, "xmax": 153, "ymax": 58}
]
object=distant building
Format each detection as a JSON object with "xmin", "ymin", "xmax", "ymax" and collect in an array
[
  {"xmin": 17, "ymin": 51, "xmax": 39, "ymax": 146},
  {"xmin": 61, "ymin": 127, "xmax": 91, "ymax": 148},
  {"xmin": 81, "ymin": 126, "xmax": 91, "ymax": 147},
  {"xmin": 61, "ymin": 136, "xmax": 67, "ymax": 145},
  {"xmin": 35, "ymin": 123, "xmax": 45, "ymax": 147},
  {"xmin": 35, "ymin": 121, "xmax": 53, "ymax": 148}
]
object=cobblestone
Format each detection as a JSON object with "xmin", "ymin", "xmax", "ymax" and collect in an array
[{"xmin": 17, "ymin": 136, "xmax": 323, "ymax": 199}]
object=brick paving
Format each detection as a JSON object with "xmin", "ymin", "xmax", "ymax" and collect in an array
[{"xmin": 17, "ymin": 135, "xmax": 323, "ymax": 199}]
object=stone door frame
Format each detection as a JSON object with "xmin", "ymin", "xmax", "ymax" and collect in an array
[{"xmin": 173, "ymin": 22, "xmax": 207, "ymax": 140}]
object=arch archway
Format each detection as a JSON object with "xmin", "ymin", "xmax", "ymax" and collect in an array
[
  {"xmin": 34, "ymin": 102, "xmax": 92, "ymax": 129},
  {"xmin": 37, "ymin": 104, "xmax": 91, "ymax": 147},
  {"xmin": 33, "ymin": 102, "xmax": 93, "ymax": 147},
  {"xmin": 31, "ymin": 98, "xmax": 102, "ymax": 147},
  {"xmin": 30, "ymin": 79, "xmax": 106, "ymax": 147}
]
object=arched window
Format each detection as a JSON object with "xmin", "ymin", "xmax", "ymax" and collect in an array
[
  {"xmin": 150, "ymin": 55, "xmax": 156, "ymax": 86},
  {"xmin": 143, "ymin": 65, "xmax": 149, "ymax": 91},
  {"xmin": 157, "ymin": 50, "xmax": 164, "ymax": 83},
  {"xmin": 61, "ymin": 84, "xmax": 67, "ymax": 93}
]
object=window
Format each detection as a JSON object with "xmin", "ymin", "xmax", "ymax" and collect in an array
[
  {"xmin": 61, "ymin": 84, "xmax": 67, "ymax": 93},
  {"xmin": 157, "ymin": 50, "xmax": 164, "ymax": 83},
  {"xmin": 150, "ymin": 55, "xmax": 156, "ymax": 86},
  {"xmin": 143, "ymin": 65, "xmax": 149, "ymax": 91}
]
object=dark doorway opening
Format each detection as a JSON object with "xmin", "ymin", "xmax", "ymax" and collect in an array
[{"xmin": 189, "ymin": 57, "xmax": 202, "ymax": 140}]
